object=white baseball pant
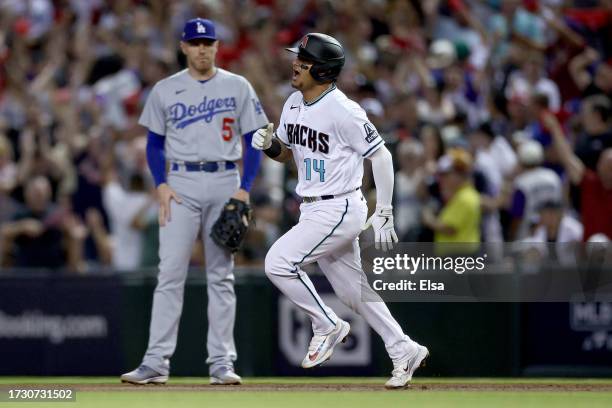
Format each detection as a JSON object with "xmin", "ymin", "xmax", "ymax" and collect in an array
[{"xmin": 265, "ymin": 190, "xmax": 413, "ymax": 360}]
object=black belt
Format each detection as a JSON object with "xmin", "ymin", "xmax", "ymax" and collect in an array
[
  {"xmin": 302, "ymin": 187, "xmax": 361, "ymax": 203},
  {"xmin": 171, "ymin": 161, "xmax": 236, "ymax": 172}
]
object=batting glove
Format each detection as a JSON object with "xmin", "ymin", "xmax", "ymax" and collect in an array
[
  {"xmin": 251, "ymin": 123, "xmax": 274, "ymax": 150},
  {"xmin": 362, "ymin": 205, "xmax": 399, "ymax": 252}
]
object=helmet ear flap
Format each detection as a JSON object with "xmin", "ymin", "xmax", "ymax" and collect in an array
[
  {"xmin": 308, "ymin": 64, "xmax": 325, "ymax": 82},
  {"xmin": 309, "ymin": 62, "xmax": 341, "ymax": 83}
]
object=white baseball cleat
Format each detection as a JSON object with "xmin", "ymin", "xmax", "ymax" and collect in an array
[
  {"xmin": 385, "ymin": 343, "xmax": 429, "ymax": 389},
  {"xmin": 301, "ymin": 319, "xmax": 350, "ymax": 369},
  {"xmin": 210, "ymin": 366, "xmax": 242, "ymax": 385},
  {"xmin": 120, "ymin": 365, "xmax": 168, "ymax": 385}
]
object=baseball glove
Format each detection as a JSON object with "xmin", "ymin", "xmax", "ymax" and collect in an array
[{"xmin": 210, "ymin": 198, "xmax": 252, "ymax": 253}]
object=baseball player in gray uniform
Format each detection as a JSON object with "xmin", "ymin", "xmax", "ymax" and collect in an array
[
  {"xmin": 121, "ymin": 18, "xmax": 268, "ymax": 385},
  {"xmin": 252, "ymin": 33, "xmax": 428, "ymax": 389}
]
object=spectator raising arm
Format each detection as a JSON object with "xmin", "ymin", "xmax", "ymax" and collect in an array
[
  {"xmin": 542, "ymin": 112, "xmax": 585, "ymax": 184},
  {"xmin": 569, "ymin": 48, "xmax": 600, "ymax": 91}
]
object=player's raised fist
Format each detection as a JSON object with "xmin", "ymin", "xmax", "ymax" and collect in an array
[{"xmin": 252, "ymin": 123, "xmax": 274, "ymax": 150}]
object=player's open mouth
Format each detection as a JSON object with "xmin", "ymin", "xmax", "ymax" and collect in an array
[{"xmin": 292, "ymin": 69, "xmax": 299, "ymax": 79}]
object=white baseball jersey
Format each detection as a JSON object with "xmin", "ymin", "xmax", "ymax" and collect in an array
[
  {"xmin": 275, "ymin": 84, "xmax": 384, "ymax": 197},
  {"xmin": 265, "ymin": 85, "xmax": 416, "ymax": 365},
  {"xmin": 139, "ymin": 68, "xmax": 268, "ymax": 162}
]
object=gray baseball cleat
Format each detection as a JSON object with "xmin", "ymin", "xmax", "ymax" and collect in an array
[
  {"xmin": 210, "ymin": 366, "xmax": 242, "ymax": 385},
  {"xmin": 385, "ymin": 343, "xmax": 429, "ymax": 389},
  {"xmin": 301, "ymin": 319, "xmax": 350, "ymax": 369},
  {"xmin": 120, "ymin": 365, "xmax": 168, "ymax": 385}
]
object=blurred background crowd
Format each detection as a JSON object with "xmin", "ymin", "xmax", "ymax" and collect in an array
[{"xmin": 0, "ymin": 0, "xmax": 611, "ymax": 273}]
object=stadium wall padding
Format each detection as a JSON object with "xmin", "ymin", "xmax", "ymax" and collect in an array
[{"xmin": 0, "ymin": 271, "xmax": 611, "ymax": 376}]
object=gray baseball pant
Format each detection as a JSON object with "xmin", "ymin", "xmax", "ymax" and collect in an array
[{"xmin": 142, "ymin": 168, "xmax": 239, "ymax": 375}]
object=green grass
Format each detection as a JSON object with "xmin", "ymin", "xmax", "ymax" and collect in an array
[
  {"xmin": 3, "ymin": 376, "xmax": 612, "ymax": 385},
  {"xmin": 0, "ymin": 378, "xmax": 611, "ymax": 408},
  {"xmin": 41, "ymin": 391, "xmax": 612, "ymax": 408}
]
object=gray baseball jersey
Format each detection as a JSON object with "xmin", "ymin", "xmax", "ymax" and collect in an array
[
  {"xmin": 136, "ymin": 67, "xmax": 268, "ymax": 377},
  {"xmin": 139, "ymin": 68, "xmax": 268, "ymax": 161}
]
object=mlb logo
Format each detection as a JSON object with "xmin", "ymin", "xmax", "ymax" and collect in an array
[
  {"xmin": 300, "ymin": 36, "xmax": 309, "ymax": 49},
  {"xmin": 363, "ymin": 122, "xmax": 378, "ymax": 143}
]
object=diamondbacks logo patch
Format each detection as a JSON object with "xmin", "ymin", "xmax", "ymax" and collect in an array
[{"xmin": 363, "ymin": 122, "xmax": 378, "ymax": 143}]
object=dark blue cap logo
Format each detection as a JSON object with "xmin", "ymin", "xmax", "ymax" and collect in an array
[{"xmin": 182, "ymin": 18, "xmax": 216, "ymax": 41}]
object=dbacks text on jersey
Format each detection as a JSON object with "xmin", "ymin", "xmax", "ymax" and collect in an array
[{"xmin": 287, "ymin": 123, "xmax": 329, "ymax": 153}]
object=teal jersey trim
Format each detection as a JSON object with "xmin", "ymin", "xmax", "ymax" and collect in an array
[
  {"xmin": 303, "ymin": 83, "xmax": 337, "ymax": 106},
  {"xmin": 297, "ymin": 275, "xmax": 336, "ymax": 326},
  {"xmin": 292, "ymin": 198, "xmax": 349, "ymax": 326}
]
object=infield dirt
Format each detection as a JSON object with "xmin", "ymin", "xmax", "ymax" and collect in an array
[{"xmin": 8, "ymin": 382, "xmax": 612, "ymax": 392}]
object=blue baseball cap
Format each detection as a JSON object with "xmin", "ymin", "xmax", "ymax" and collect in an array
[{"xmin": 182, "ymin": 18, "xmax": 216, "ymax": 42}]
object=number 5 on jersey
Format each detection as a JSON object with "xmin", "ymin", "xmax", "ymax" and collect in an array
[
  {"xmin": 304, "ymin": 158, "xmax": 325, "ymax": 182},
  {"xmin": 222, "ymin": 117, "xmax": 235, "ymax": 141}
]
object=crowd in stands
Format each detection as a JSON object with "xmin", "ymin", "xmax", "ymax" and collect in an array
[{"xmin": 0, "ymin": 0, "xmax": 610, "ymax": 272}]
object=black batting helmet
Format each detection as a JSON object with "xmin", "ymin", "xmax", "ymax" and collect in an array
[{"xmin": 286, "ymin": 33, "xmax": 345, "ymax": 83}]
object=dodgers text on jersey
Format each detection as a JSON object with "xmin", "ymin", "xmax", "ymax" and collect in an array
[{"xmin": 170, "ymin": 96, "xmax": 237, "ymax": 129}]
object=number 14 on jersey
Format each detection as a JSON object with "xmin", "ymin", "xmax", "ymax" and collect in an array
[{"xmin": 304, "ymin": 158, "xmax": 325, "ymax": 182}]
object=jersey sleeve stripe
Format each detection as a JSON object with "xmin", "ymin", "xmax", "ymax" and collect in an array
[{"xmin": 362, "ymin": 139, "xmax": 384, "ymax": 157}]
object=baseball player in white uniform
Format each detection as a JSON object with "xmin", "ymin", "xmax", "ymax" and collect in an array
[
  {"xmin": 252, "ymin": 33, "xmax": 429, "ymax": 389},
  {"xmin": 121, "ymin": 18, "xmax": 268, "ymax": 385}
]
